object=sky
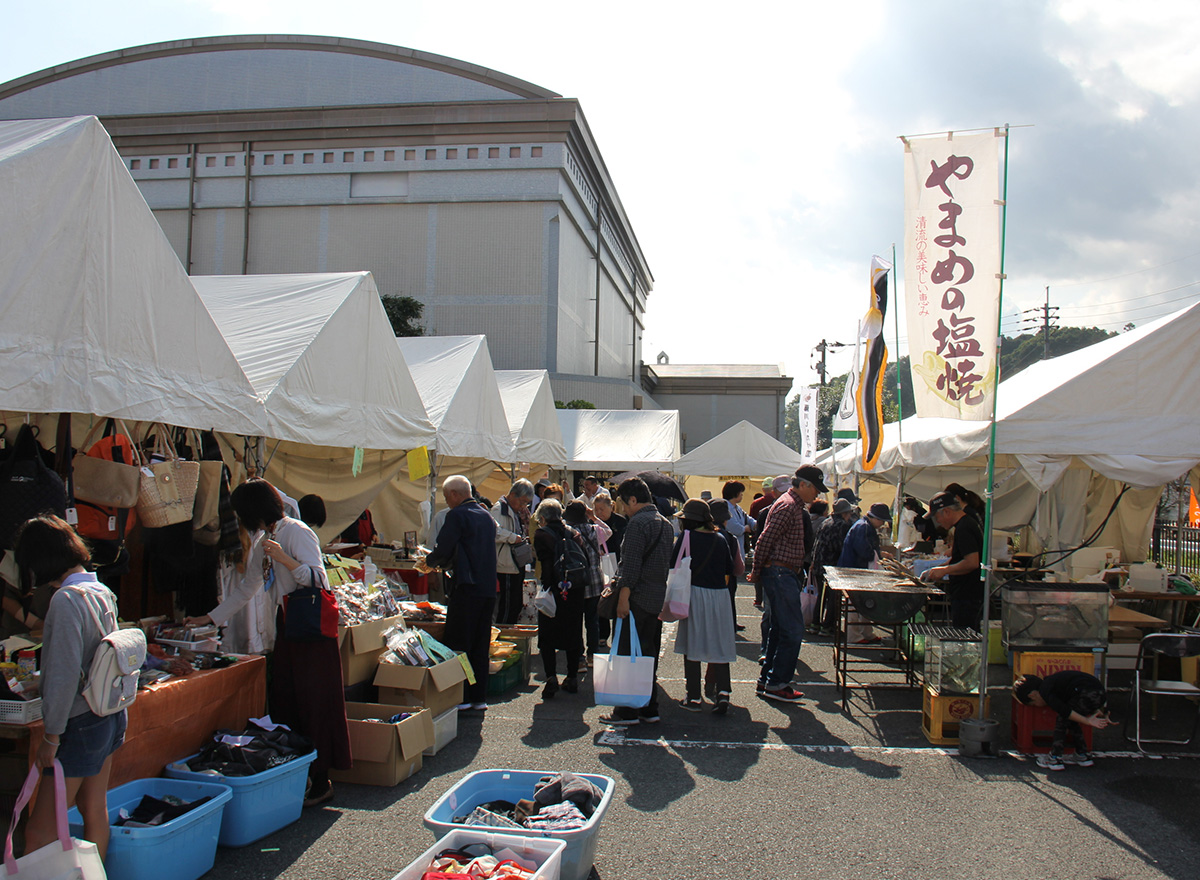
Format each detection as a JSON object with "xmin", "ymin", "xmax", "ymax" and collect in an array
[{"xmin": 4, "ymin": 0, "xmax": 1200, "ymax": 387}]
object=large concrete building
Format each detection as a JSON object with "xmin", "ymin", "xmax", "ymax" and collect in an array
[{"xmin": 0, "ymin": 35, "xmax": 653, "ymax": 408}]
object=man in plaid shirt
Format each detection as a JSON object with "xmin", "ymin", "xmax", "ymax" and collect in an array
[{"xmin": 749, "ymin": 464, "xmax": 828, "ymax": 702}]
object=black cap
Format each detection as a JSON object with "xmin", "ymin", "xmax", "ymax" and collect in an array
[
  {"xmin": 795, "ymin": 465, "xmax": 829, "ymax": 493},
  {"xmin": 928, "ymin": 491, "xmax": 957, "ymax": 515},
  {"xmin": 837, "ymin": 487, "xmax": 860, "ymax": 504},
  {"xmin": 868, "ymin": 502, "xmax": 892, "ymax": 524},
  {"xmin": 708, "ymin": 499, "xmax": 732, "ymax": 524}
]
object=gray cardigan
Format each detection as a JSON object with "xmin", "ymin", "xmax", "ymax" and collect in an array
[{"xmin": 40, "ymin": 572, "xmax": 119, "ymax": 735}]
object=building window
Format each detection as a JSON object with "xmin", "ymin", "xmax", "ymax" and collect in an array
[
  {"xmin": 364, "ymin": 151, "xmax": 375, "ymax": 162},
  {"xmin": 225, "ymin": 156, "xmax": 236, "ymax": 167},
  {"xmin": 130, "ymin": 159, "xmax": 141, "ymax": 170},
  {"xmin": 205, "ymin": 156, "xmax": 216, "ymax": 167},
  {"xmin": 167, "ymin": 157, "xmax": 178, "ymax": 169},
  {"xmin": 323, "ymin": 152, "xmax": 335, "ymax": 163},
  {"xmin": 149, "ymin": 158, "xmax": 160, "ymax": 169},
  {"xmin": 446, "ymin": 148, "xmax": 458, "ymax": 159},
  {"xmin": 343, "ymin": 151, "xmax": 354, "ymax": 162},
  {"xmin": 384, "ymin": 149, "xmax": 395, "ymax": 161},
  {"xmin": 405, "ymin": 149, "xmax": 416, "ymax": 160},
  {"xmin": 468, "ymin": 147, "xmax": 479, "ymax": 159},
  {"xmin": 531, "ymin": 146, "xmax": 543, "ymax": 157},
  {"xmin": 488, "ymin": 147, "xmax": 499, "ymax": 158},
  {"xmin": 425, "ymin": 149, "xmax": 436, "ymax": 160},
  {"xmin": 303, "ymin": 153, "xmax": 314, "ymax": 164},
  {"xmin": 509, "ymin": 147, "xmax": 520, "ymax": 158},
  {"xmin": 283, "ymin": 154, "xmax": 294, "ymax": 164},
  {"xmin": 263, "ymin": 154, "xmax": 274, "ymax": 166}
]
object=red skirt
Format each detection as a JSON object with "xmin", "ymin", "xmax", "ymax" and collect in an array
[{"xmin": 271, "ymin": 610, "xmax": 352, "ymax": 775}]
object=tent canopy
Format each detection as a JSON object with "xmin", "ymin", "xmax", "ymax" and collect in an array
[
  {"xmin": 835, "ymin": 301, "xmax": 1200, "ymax": 490},
  {"xmin": 397, "ymin": 335, "xmax": 513, "ymax": 462},
  {"xmin": 558, "ymin": 409, "xmax": 681, "ymax": 472},
  {"xmin": 673, "ymin": 419, "xmax": 804, "ymax": 477},
  {"xmin": 0, "ymin": 116, "xmax": 264, "ymax": 432},
  {"xmin": 193, "ymin": 272, "xmax": 435, "ymax": 450},
  {"xmin": 494, "ymin": 370, "xmax": 567, "ymax": 467}
]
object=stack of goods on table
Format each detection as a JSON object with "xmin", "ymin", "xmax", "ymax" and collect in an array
[
  {"xmin": 328, "ymin": 554, "xmax": 410, "ymax": 699},
  {"xmin": 0, "ymin": 637, "xmax": 42, "ymax": 722},
  {"xmin": 143, "ymin": 621, "xmax": 241, "ymax": 688},
  {"xmin": 401, "ymin": 600, "xmax": 448, "ymax": 643},
  {"xmin": 418, "ymin": 770, "xmax": 617, "ymax": 880}
]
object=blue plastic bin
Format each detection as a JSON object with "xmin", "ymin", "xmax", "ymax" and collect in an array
[
  {"xmin": 67, "ymin": 778, "xmax": 231, "ymax": 880},
  {"xmin": 164, "ymin": 750, "xmax": 317, "ymax": 847},
  {"xmin": 423, "ymin": 769, "xmax": 615, "ymax": 880}
]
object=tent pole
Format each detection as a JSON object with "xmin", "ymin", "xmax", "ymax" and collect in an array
[
  {"xmin": 1177, "ymin": 475, "xmax": 1186, "ymax": 575},
  {"xmin": 977, "ymin": 124, "xmax": 1012, "ymax": 726}
]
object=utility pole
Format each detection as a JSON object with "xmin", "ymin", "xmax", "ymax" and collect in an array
[
  {"xmin": 1020, "ymin": 290, "xmax": 1058, "ymax": 360},
  {"xmin": 812, "ymin": 339, "xmax": 847, "ymax": 386}
]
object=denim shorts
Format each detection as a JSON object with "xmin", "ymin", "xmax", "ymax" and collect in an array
[{"xmin": 52, "ymin": 710, "xmax": 127, "ymax": 777}]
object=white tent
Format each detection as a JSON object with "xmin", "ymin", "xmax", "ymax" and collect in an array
[
  {"xmin": 192, "ymin": 272, "xmax": 434, "ymax": 450},
  {"xmin": 834, "ymin": 301, "xmax": 1200, "ymax": 489},
  {"xmin": 673, "ymin": 419, "xmax": 804, "ymax": 477},
  {"xmin": 0, "ymin": 116, "xmax": 264, "ymax": 432},
  {"xmin": 833, "ymin": 303, "xmax": 1200, "ymax": 561},
  {"xmin": 494, "ymin": 370, "xmax": 567, "ymax": 468},
  {"xmin": 397, "ymin": 336, "xmax": 514, "ymax": 463},
  {"xmin": 558, "ymin": 409, "xmax": 681, "ymax": 472}
]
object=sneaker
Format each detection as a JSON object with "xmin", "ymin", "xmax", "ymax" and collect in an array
[
  {"xmin": 561, "ymin": 677, "xmax": 579, "ymax": 694},
  {"xmin": 760, "ymin": 686, "xmax": 804, "ymax": 703},
  {"xmin": 457, "ymin": 702, "xmax": 474, "ymax": 711},
  {"xmin": 599, "ymin": 712, "xmax": 640, "ymax": 726},
  {"xmin": 470, "ymin": 702, "xmax": 488, "ymax": 711},
  {"xmin": 1037, "ymin": 753, "xmax": 1066, "ymax": 771},
  {"xmin": 1065, "ymin": 751, "xmax": 1095, "ymax": 767},
  {"xmin": 712, "ymin": 693, "xmax": 730, "ymax": 716},
  {"xmin": 542, "ymin": 680, "xmax": 559, "ymax": 700},
  {"xmin": 756, "ymin": 680, "xmax": 765, "ymax": 695},
  {"xmin": 638, "ymin": 712, "xmax": 661, "ymax": 724},
  {"xmin": 679, "ymin": 698, "xmax": 703, "ymax": 712}
]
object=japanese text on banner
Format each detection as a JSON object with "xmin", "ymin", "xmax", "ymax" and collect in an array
[{"xmin": 902, "ymin": 131, "xmax": 1003, "ymax": 420}]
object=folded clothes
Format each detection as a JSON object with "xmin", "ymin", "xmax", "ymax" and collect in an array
[
  {"xmin": 116, "ymin": 794, "xmax": 212, "ymax": 827},
  {"xmin": 186, "ymin": 720, "xmax": 315, "ymax": 776},
  {"xmin": 533, "ymin": 772, "xmax": 603, "ymax": 817},
  {"xmin": 521, "ymin": 801, "xmax": 587, "ymax": 831}
]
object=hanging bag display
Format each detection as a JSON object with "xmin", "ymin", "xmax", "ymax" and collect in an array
[
  {"xmin": 71, "ymin": 420, "xmax": 141, "ymax": 510},
  {"xmin": 3, "ymin": 761, "xmax": 107, "ymax": 880},
  {"xmin": 0, "ymin": 423, "xmax": 67, "ymax": 549},
  {"xmin": 593, "ymin": 614, "xmax": 654, "ymax": 708},
  {"xmin": 659, "ymin": 530, "xmax": 692, "ymax": 622},
  {"xmin": 135, "ymin": 423, "xmax": 200, "ymax": 528},
  {"xmin": 187, "ymin": 429, "xmax": 226, "ymax": 541},
  {"xmin": 282, "ymin": 566, "xmax": 339, "ymax": 641}
]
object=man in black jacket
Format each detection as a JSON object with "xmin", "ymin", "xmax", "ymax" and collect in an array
[{"xmin": 424, "ymin": 475, "xmax": 498, "ymax": 710}]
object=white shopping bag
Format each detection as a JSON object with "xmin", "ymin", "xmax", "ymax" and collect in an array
[
  {"xmin": 659, "ymin": 531, "xmax": 691, "ymax": 622},
  {"xmin": 593, "ymin": 615, "xmax": 654, "ymax": 708},
  {"xmin": 4, "ymin": 760, "xmax": 107, "ymax": 880}
]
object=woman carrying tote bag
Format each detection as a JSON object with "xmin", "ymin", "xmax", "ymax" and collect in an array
[
  {"xmin": 671, "ymin": 499, "xmax": 736, "ymax": 715},
  {"xmin": 185, "ymin": 479, "xmax": 350, "ymax": 807},
  {"xmin": 13, "ymin": 515, "xmax": 126, "ymax": 862}
]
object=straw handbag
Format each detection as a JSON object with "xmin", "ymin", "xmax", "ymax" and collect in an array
[{"xmin": 136, "ymin": 424, "xmax": 200, "ymax": 528}]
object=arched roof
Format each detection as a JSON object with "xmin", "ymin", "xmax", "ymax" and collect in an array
[{"xmin": 0, "ymin": 35, "xmax": 559, "ymax": 120}]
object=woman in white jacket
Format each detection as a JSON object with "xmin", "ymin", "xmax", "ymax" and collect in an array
[{"xmin": 490, "ymin": 479, "xmax": 534, "ymax": 624}]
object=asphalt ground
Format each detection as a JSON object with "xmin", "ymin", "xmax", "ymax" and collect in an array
[{"xmin": 209, "ymin": 592, "xmax": 1200, "ymax": 880}]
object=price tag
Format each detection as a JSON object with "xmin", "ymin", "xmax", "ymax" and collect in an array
[
  {"xmin": 65, "ymin": 507, "xmax": 78, "ymax": 525},
  {"xmin": 108, "ymin": 516, "xmax": 117, "ymax": 532}
]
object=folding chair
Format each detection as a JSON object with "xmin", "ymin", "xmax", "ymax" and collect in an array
[{"xmin": 1124, "ymin": 632, "xmax": 1200, "ymax": 751}]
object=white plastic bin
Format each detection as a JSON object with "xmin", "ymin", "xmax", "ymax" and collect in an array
[
  {"xmin": 424, "ymin": 706, "xmax": 459, "ymax": 756},
  {"xmin": 423, "ymin": 769, "xmax": 615, "ymax": 880},
  {"xmin": 393, "ymin": 829, "xmax": 565, "ymax": 880}
]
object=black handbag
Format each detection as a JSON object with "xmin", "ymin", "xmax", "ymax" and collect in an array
[
  {"xmin": 281, "ymin": 568, "xmax": 338, "ymax": 641},
  {"xmin": 511, "ymin": 539, "xmax": 534, "ymax": 570},
  {"xmin": 0, "ymin": 424, "xmax": 67, "ymax": 549}
]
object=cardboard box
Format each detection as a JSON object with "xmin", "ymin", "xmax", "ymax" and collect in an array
[
  {"xmin": 330, "ymin": 702, "xmax": 434, "ymax": 786},
  {"xmin": 374, "ymin": 655, "xmax": 468, "ymax": 717},
  {"xmin": 337, "ymin": 615, "xmax": 403, "ymax": 686}
]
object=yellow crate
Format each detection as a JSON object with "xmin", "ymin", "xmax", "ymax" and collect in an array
[
  {"xmin": 921, "ymin": 687, "xmax": 989, "ymax": 745},
  {"xmin": 1010, "ymin": 651, "xmax": 1098, "ymax": 682}
]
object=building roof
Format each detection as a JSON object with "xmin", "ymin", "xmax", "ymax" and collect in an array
[
  {"xmin": 649, "ymin": 364, "xmax": 787, "ymax": 380},
  {"xmin": 0, "ymin": 35, "xmax": 559, "ymax": 119}
]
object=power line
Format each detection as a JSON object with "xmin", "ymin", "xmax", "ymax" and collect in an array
[
  {"xmin": 1058, "ymin": 289, "xmax": 1200, "ymax": 318},
  {"xmin": 1052, "ymin": 249, "xmax": 1200, "ymax": 288}
]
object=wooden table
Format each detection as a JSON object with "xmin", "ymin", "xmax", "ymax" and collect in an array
[
  {"xmin": 825, "ymin": 567, "xmax": 945, "ymax": 712},
  {"xmin": 7, "ymin": 654, "xmax": 266, "ymax": 789},
  {"xmin": 1111, "ymin": 590, "xmax": 1200, "ymax": 629},
  {"xmin": 1108, "ymin": 605, "xmax": 1168, "ymax": 628}
]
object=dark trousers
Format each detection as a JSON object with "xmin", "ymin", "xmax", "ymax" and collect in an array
[
  {"xmin": 688, "ymin": 659, "xmax": 731, "ymax": 700},
  {"xmin": 494, "ymin": 572, "xmax": 524, "ymax": 625},
  {"xmin": 612, "ymin": 606, "xmax": 663, "ymax": 719},
  {"xmin": 950, "ymin": 591, "xmax": 983, "ymax": 630},
  {"xmin": 444, "ymin": 589, "xmax": 497, "ymax": 703},
  {"xmin": 583, "ymin": 596, "xmax": 611, "ymax": 655},
  {"xmin": 1052, "ymin": 714, "xmax": 1088, "ymax": 755}
]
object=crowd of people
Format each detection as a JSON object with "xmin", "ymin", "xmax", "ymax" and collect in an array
[{"xmin": 420, "ymin": 464, "xmax": 990, "ymax": 727}]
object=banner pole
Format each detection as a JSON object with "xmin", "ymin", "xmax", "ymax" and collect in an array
[
  {"xmin": 892, "ymin": 242, "xmax": 903, "ymax": 445},
  {"xmin": 977, "ymin": 123, "xmax": 1011, "ymax": 722}
]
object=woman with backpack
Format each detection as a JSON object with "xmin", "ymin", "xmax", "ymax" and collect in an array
[
  {"xmin": 533, "ymin": 499, "xmax": 589, "ymax": 699},
  {"xmin": 186, "ymin": 479, "xmax": 350, "ymax": 807},
  {"xmin": 562, "ymin": 501, "xmax": 611, "ymax": 668},
  {"xmin": 14, "ymin": 515, "xmax": 127, "ymax": 861}
]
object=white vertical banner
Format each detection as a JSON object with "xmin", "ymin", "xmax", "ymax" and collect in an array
[
  {"xmin": 797, "ymin": 386, "xmax": 819, "ymax": 458},
  {"xmin": 831, "ymin": 319, "xmax": 861, "ymax": 445},
  {"xmin": 903, "ymin": 130, "xmax": 1003, "ymax": 419}
]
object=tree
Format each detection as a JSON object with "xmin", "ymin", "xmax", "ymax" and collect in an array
[
  {"xmin": 381, "ymin": 295, "xmax": 425, "ymax": 337},
  {"xmin": 998, "ymin": 326, "xmax": 1114, "ymax": 380},
  {"xmin": 555, "ymin": 399, "xmax": 596, "ymax": 409}
]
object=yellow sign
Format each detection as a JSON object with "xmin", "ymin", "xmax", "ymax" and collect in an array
[{"xmin": 407, "ymin": 446, "xmax": 431, "ymax": 481}]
